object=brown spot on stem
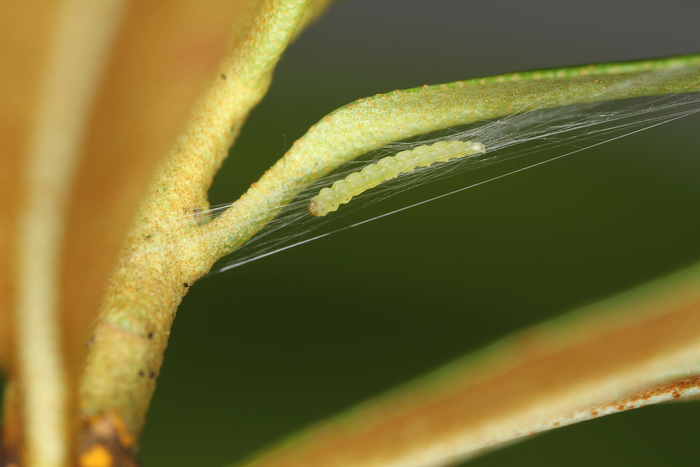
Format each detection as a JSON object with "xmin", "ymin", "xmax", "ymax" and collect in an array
[
  {"xmin": 78, "ymin": 444, "xmax": 114, "ymax": 467},
  {"xmin": 78, "ymin": 413, "xmax": 141, "ymax": 466}
]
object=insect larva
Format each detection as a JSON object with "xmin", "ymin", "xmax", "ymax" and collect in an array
[{"xmin": 308, "ymin": 140, "xmax": 486, "ymax": 216}]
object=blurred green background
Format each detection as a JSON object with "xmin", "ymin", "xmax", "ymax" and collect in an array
[
  {"xmin": 96, "ymin": 0, "xmax": 700, "ymax": 465},
  {"xmin": 140, "ymin": 1, "xmax": 700, "ymax": 466}
]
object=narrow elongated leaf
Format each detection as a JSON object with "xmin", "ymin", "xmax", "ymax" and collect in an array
[{"xmin": 230, "ymin": 263, "xmax": 700, "ymax": 467}]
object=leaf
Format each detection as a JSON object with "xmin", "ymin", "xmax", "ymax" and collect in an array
[
  {"xmin": 1, "ymin": 0, "xmax": 274, "ymax": 464},
  {"xmin": 229, "ymin": 263, "xmax": 700, "ymax": 467}
]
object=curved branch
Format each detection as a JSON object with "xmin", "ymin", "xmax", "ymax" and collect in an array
[
  {"xmin": 79, "ymin": 0, "xmax": 328, "ymax": 443},
  {"xmin": 203, "ymin": 54, "xmax": 700, "ymax": 257}
]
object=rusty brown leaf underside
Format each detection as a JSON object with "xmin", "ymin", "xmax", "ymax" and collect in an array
[
  {"xmin": 1, "ymin": 0, "xmax": 296, "ymax": 465},
  {"xmin": 234, "ymin": 264, "xmax": 700, "ymax": 467}
]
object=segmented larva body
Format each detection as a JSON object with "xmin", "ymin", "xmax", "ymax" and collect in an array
[{"xmin": 308, "ymin": 140, "xmax": 486, "ymax": 216}]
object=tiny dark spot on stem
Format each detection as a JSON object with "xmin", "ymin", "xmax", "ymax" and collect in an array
[
  {"xmin": 147, "ymin": 332, "xmax": 153, "ymax": 339},
  {"xmin": 139, "ymin": 371, "xmax": 144, "ymax": 377},
  {"xmin": 149, "ymin": 372, "xmax": 156, "ymax": 378},
  {"xmin": 183, "ymin": 283, "xmax": 189, "ymax": 288},
  {"xmin": 221, "ymin": 73, "xmax": 227, "ymax": 80}
]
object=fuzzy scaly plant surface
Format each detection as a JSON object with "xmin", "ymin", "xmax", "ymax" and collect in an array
[{"xmin": 2, "ymin": 1, "xmax": 700, "ymax": 466}]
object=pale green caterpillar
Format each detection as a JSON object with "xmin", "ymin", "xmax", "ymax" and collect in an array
[{"xmin": 308, "ymin": 140, "xmax": 486, "ymax": 216}]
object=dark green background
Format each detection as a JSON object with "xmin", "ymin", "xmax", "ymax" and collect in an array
[
  {"xmin": 7, "ymin": 1, "xmax": 700, "ymax": 466},
  {"xmin": 141, "ymin": 1, "xmax": 700, "ymax": 466},
  {"xmin": 135, "ymin": 1, "xmax": 700, "ymax": 466}
]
